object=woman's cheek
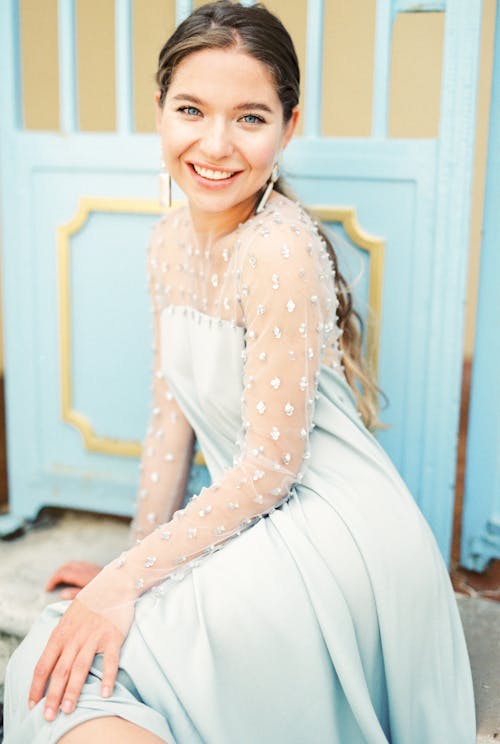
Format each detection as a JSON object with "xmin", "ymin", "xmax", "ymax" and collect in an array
[
  {"xmin": 247, "ymin": 140, "xmax": 279, "ymax": 171},
  {"xmin": 161, "ymin": 130, "xmax": 189, "ymax": 158}
]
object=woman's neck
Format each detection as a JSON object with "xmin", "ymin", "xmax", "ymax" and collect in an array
[{"xmin": 187, "ymin": 192, "xmax": 261, "ymax": 247}]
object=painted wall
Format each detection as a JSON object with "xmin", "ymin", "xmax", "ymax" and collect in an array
[{"xmin": 0, "ymin": 0, "xmax": 496, "ymax": 373}]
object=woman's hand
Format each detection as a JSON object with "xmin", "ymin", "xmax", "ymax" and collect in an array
[
  {"xmin": 28, "ymin": 596, "xmax": 133, "ymax": 721},
  {"xmin": 45, "ymin": 561, "xmax": 102, "ymax": 600}
]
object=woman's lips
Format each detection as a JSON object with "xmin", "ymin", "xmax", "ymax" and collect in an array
[
  {"xmin": 187, "ymin": 162, "xmax": 242, "ymax": 188},
  {"xmin": 192, "ymin": 163, "xmax": 236, "ymax": 180}
]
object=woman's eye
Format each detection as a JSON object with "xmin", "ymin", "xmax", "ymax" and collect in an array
[
  {"xmin": 179, "ymin": 106, "xmax": 201, "ymax": 117},
  {"xmin": 241, "ymin": 114, "xmax": 265, "ymax": 125}
]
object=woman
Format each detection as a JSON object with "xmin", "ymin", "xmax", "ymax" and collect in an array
[{"xmin": 4, "ymin": 2, "xmax": 475, "ymax": 742}]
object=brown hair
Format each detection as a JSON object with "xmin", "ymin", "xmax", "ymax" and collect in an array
[{"xmin": 156, "ymin": 0, "xmax": 383, "ymax": 430}]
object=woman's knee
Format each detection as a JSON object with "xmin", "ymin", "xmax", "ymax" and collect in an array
[{"xmin": 56, "ymin": 716, "xmax": 169, "ymax": 743}]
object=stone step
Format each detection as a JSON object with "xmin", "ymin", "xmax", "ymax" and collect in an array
[
  {"xmin": 457, "ymin": 595, "xmax": 500, "ymax": 742},
  {"xmin": 0, "ymin": 510, "xmax": 128, "ymax": 639},
  {"xmin": 0, "ymin": 510, "xmax": 498, "ymax": 741}
]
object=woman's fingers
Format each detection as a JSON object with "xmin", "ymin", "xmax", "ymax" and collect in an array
[
  {"xmin": 29, "ymin": 628, "xmax": 63, "ymax": 706},
  {"xmin": 42, "ymin": 647, "xmax": 78, "ymax": 721},
  {"xmin": 45, "ymin": 561, "xmax": 101, "ymax": 592},
  {"xmin": 45, "ymin": 563, "xmax": 81, "ymax": 592},
  {"xmin": 60, "ymin": 587, "xmax": 80, "ymax": 600},
  {"xmin": 45, "ymin": 561, "xmax": 77, "ymax": 592},
  {"xmin": 100, "ymin": 640, "xmax": 121, "ymax": 699},
  {"xmin": 58, "ymin": 643, "xmax": 96, "ymax": 716},
  {"xmin": 49, "ymin": 636, "xmax": 121, "ymax": 718},
  {"xmin": 29, "ymin": 600, "xmax": 126, "ymax": 721}
]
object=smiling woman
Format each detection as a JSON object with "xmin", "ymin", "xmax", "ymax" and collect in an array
[
  {"xmin": 156, "ymin": 47, "xmax": 297, "ymax": 223},
  {"xmin": 3, "ymin": 2, "xmax": 475, "ymax": 743}
]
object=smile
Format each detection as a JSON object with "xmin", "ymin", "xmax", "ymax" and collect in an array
[{"xmin": 191, "ymin": 164, "xmax": 237, "ymax": 180}]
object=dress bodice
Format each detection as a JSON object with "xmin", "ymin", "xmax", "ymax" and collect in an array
[
  {"xmin": 98, "ymin": 190, "xmax": 363, "ymax": 595},
  {"xmin": 160, "ymin": 301, "xmax": 377, "ymax": 496},
  {"xmin": 161, "ymin": 305, "xmax": 245, "ymax": 480}
]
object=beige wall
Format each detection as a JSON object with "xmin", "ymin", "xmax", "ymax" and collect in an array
[
  {"xmin": 7, "ymin": 0, "xmax": 496, "ymax": 373},
  {"xmin": 466, "ymin": 0, "xmax": 496, "ymax": 358}
]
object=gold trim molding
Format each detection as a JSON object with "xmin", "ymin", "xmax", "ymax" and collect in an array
[
  {"xmin": 310, "ymin": 206, "xmax": 385, "ymax": 377},
  {"xmin": 58, "ymin": 197, "xmax": 165, "ymax": 457}
]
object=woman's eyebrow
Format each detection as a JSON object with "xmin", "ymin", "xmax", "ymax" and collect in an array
[
  {"xmin": 171, "ymin": 94, "xmax": 204, "ymax": 103},
  {"xmin": 170, "ymin": 93, "xmax": 273, "ymax": 114},
  {"xmin": 234, "ymin": 102, "xmax": 273, "ymax": 113}
]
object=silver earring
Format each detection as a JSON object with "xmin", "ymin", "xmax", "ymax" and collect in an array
[
  {"xmin": 159, "ymin": 156, "xmax": 171, "ymax": 208},
  {"xmin": 255, "ymin": 161, "xmax": 279, "ymax": 214}
]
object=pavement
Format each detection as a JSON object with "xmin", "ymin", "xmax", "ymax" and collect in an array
[{"xmin": 0, "ymin": 508, "xmax": 498, "ymax": 742}]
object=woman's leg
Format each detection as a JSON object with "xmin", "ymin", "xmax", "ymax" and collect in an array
[{"xmin": 57, "ymin": 716, "xmax": 168, "ymax": 743}]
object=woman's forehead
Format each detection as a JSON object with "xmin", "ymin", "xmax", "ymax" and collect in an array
[{"xmin": 167, "ymin": 47, "xmax": 279, "ymax": 105}]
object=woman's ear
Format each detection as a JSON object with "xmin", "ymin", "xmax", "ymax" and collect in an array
[
  {"xmin": 282, "ymin": 106, "xmax": 300, "ymax": 150},
  {"xmin": 154, "ymin": 90, "xmax": 162, "ymax": 132}
]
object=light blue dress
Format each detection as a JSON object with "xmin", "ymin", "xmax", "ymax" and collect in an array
[{"xmin": 4, "ymin": 195, "xmax": 475, "ymax": 743}]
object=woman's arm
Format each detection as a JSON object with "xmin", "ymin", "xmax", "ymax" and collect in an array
[
  {"xmin": 130, "ymin": 347, "xmax": 195, "ymax": 545},
  {"xmin": 130, "ymin": 221, "xmax": 196, "ymax": 544}
]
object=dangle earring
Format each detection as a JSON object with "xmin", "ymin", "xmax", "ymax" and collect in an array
[
  {"xmin": 159, "ymin": 154, "xmax": 172, "ymax": 209},
  {"xmin": 255, "ymin": 160, "xmax": 280, "ymax": 214}
]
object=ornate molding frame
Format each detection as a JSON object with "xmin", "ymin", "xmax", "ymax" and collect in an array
[
  {"xmin": 58, "ymin": 197, "xmax": 165, "ymax": 457},
  {"xmin": 310, "ymin": 206, "xmax": 385, "ymax": 377},
  {"xmin": 58, "ymin": 199, "xmax": 383, "ymax": 460}
]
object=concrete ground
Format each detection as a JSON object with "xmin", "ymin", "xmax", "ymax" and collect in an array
[{"xmin": 0, "ymin": 509, "xmax": 498, "ymax": 742}]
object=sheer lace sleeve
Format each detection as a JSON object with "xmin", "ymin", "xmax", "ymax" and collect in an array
[
  {"xmin": 129, "ymin": 222, "xmax": 196, "ymax": 545},
  {"xmin": 77, "ymin": 208, "xmax": 339, "ymax": 618}
]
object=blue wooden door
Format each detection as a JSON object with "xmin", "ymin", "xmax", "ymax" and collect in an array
[
  {"xmin": 0, "ymin": 0, "xmax": 210, "ymax": 537},
  {"xmin": 0, "ymin": 0, "xmax": 482, "ymax": 566},
  {"xmin": 461, "ymin": 4, "xmax": 500, "ymax": 572}
]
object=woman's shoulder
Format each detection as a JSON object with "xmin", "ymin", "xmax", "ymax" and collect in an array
[
  {"xmin": 149, "ymin": 204, "xmax": 189, "ymax": 249},
  {"xmin": 146, "ymin": 205, "xmax": 189, "ymax": 288},
  {"xmin": 237, "ymin": 191, "xmax": 323, "ymax": 264}
]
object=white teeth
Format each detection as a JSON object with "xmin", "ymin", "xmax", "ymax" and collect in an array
[{"xmin": 193, "ymin": 164, "xmax": 235, "ymax": 180}]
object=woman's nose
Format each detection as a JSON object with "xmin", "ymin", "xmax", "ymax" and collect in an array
[{"xmin": 199, "ymin": 119, "xmax": 234, "ymax": 160}]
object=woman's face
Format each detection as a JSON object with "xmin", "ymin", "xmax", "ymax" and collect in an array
[{"xmin": 156, "ymin": 46, "xmax": 298, "ymax": 219}]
